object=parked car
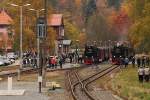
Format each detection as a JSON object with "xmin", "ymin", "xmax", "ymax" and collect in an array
[
  {"xmin": 1, "ymin": 57, "xmax": 12, "ymax": 65},
  {"xmin": 0, "ymin": 60, "xmax": 4, "ymax": 66},
  {"xmin": 7, "ymin": 52, "xmax": 18, "ymax": 60},
  {"xmin": 0, "ymin": 59, "xmax": 8, "ymax": 66}
]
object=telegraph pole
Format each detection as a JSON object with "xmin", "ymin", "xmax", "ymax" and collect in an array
[{"xmin": 9, "ymin": 3, "xmax": 31, "ymax": 81}]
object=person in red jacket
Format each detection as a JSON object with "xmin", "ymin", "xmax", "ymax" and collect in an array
[{"xmin": 51, "ymin": 57, "xmax": 55, "ymax": 69}]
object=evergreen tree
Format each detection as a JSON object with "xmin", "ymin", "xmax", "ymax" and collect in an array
[
  {"xmin": 83, "ymin": 0, "xmax": 97, "ymax": 22},
  {"xmin": 107, "ymin": 0, "xmax": 123, "ymax": 10}
]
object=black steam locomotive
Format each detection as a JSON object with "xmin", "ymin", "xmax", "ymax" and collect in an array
[
  {"xmin": 111, "ymin": 44, "xmax": 134, "ymax": 65},
  {"xmin": 83, "ymin": 45, "xmax": 110, "ymax": 65}
]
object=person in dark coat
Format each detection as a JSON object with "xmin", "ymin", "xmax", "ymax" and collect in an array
[
  {"xmin": 59, "ymin": 58, "xmax": 63, "ymax": 69},
  {"xmin": 146, "ymin": 57, "xmax": 150, "ymax": 66},
  {"xmin": 132, "ymin": 57, "xmax": 135, "ymax": 67},
  {"xmin": 69, "ymin": 55, "xmax": 72, "ymax": 63},
  {"xmin": 124, "ymin": 57, "xmax": 129, "ymax": 68},
  {"xmin": 137, "ymin": 57, "xmax": 141, "ymax": 68},
  {"xmin": 142, "ymin": 56, "xmax": 146, "ymax": 67}
]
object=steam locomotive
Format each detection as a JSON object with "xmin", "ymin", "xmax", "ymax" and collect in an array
[
  {"xmin": 83, "ymin": 43, "xmax": 134, "ymax": 65},
  {"xmin": 111, "ymin": 44, "xmax": 134, "ymax": 65},
  {"xmin": 83, "ymin": 45, "xmax": 110, "ymax": 65}
]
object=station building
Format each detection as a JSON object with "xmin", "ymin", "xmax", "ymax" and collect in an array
[
  {"xmin": 48, "ymin": 14, "xmax": 72, "ymax": 55},
  {"xmin": 0, "ymin": 10, "xmax": 14, "ymax": 53}
]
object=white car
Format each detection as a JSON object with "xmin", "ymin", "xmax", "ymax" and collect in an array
[
  {"xmin": 0, "ymin": 60, "xmax": 4, "ymax": 66},
  {"xmin": 7, "ymin": 52, "xmax": 18, "ymax": 60},
  {"xmin": 0, "ymin": 58, "xmax": 11, "ymax": 65}
]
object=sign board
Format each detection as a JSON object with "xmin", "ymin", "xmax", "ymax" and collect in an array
[
  {"xmin": 38, "ymin": 76, "xmax": 42, "ymax": 82},
  {"xmin": 37, "ymin": 17, "xmax": 46, "ymax": 38},
  {"xmin": 8, "ymin": 77, "xmax": 12, "ymax": 90}
]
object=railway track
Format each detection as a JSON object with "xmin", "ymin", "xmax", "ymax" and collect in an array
[
  {"xmin": 67, "ymin": 65, "xmax": 120, "ymax": 100},
  {"xmin": 0, "ymin": 64, "xmax": 89, "ymax": 78},
  {"xmin": 0, "ymin": 68, "xmax": 39, "ymax": 78}
]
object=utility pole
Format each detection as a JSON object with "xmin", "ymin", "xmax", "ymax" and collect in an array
[
  {"xmin": 19, "ymin": 6, "xmax": 23, "ymax": 81},
  {"xmin": 9, "ymin": 3, "xmax": 31, "ymax": 81}
]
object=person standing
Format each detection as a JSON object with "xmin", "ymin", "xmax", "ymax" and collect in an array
[
  {"xmin": 59, "ymin": 58, "xmax": 63, "ymax": 69},
  {"xmin": 54, "ymin": 57, "xmax": 57, "ymax": 69},
  {"xmin": 69, "ymin": 55, "xmax": 72, "ymax": 63},
  {"xmin": 120, "ymin": 57, "xmax": 124, "ymax": 68},
  {"xmin": 137, "ymin": 57, "xmax": 141, "ymax": 68},
  {"xmin": 138, "ymin": 67, "xmax": 144, "ymax": 83},
  {"xmin": 142, "ymin": 56, "xmax": 146, "ymax": 67},
  {"xmin": 124, "ymin": 57, "xmax": 129, "ymax": 68},
  {"xmin": 146, "ymin": 57, "xmax": 150, "ymax": 66},
  {"xmin": 132, "ymin": 57, "xmax": 135, "ymax": 67},
  {"xmin": 49, "ymin": 57, "xmax": 52, "ymax": 68},
  {"xmin": 144, "ymin": 66, "xmax": 150, "ymax": 82},
  {"xmin": 51, "ymin": 57, "xmax": 55, "ymax": 69}
]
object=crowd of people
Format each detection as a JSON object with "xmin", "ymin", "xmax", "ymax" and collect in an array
[
  {"xmin": 136, "ymin": 56, "xmax": 150, "ymax": 83},
  {"xmin": 22, "ymin": 51, "xmax": 37, "ymax": 68},
  {"xmin": 21, "ymin": 50, "xmax": 82, "ymax": 69},
  {"xmin": 46, "ymin": 52, "xmax": 83, "ymax": 69},
  {"xmin": 131, "ymin": 56, "xmax": 150, "ymax": 68},
  {"xmin": 118, "ymin": 55, "xmax": 150, "ymax": 83}
]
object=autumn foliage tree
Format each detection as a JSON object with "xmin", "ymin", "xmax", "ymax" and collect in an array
[
  {"xmin": 125, "ymin": 0, "xmax": 150, "ymax": 53},
  {"xmin": 109, "ymin": 6, "xmax": 131, "ymax": 40}
]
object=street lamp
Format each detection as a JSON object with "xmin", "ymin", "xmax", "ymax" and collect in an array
[{"xmin": 9, "ymin": 3, "xmax": 31, "ymax": 80}]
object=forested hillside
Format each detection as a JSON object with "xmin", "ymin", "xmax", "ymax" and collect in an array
[{"xmin": 48, "ymin": 0, "xmax": 124, "ymax": 41}]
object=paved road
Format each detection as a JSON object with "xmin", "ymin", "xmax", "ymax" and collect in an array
[
  {"xmin": 0, "ymin": 63, "xmax": 77, "ymax": 100},
  {"xmin": 0, "ymin": 81, "xmax": 49, "ymax": 100}
]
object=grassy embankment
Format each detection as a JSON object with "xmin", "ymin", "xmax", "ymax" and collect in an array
[{"xmin": 109, "ymin": 66, "xmax": 150, "ymax": 100}]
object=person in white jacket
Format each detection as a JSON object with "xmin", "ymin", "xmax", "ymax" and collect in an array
[
  {"xmin": 138, "ymin": 67, "xmax": 144, "ymax": 83},
  {"xmin": 144, "ymin": 66, "xmax": 150, "ymax": 82}
]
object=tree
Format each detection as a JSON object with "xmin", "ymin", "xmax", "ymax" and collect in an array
[
  {"xmin": 126, "ymin": 0, "xmax": 150, "ymax": 53},
  {"xmin": 107, "ymin": 0, "xmax": 123, "ymax": 10},
  {"xmin": 64, "ymin": 20, "xmax": 80, "ymax": 42},
  {"xmin": 83, "ymin": 0, "xmax": 97, "ymax": 22},
  {"xmin": 86, "ymin": 13, "xmax": 111, "ymax": 41},
  {"xmin": 46, "ymin": 27, "xmax": 57, "ymax": 55},
  {"xmin": 78, "ymin": 32, "xmax": 87, "ymax": 48}
]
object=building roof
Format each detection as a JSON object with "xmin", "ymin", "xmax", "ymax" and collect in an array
[
  {"xmin": 0, "ymin": 10, "xmax": 13, "ymax": 25},
  {"xmin": 63, "ymin": 40, "xmax": 72, "ymax": 45},
  {"xmin": 47, "ymin": 14, "xmax": 63, "ymax": 26}
]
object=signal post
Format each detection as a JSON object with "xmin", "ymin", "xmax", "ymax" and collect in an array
[{"xmin": 37, "ymin": 17, "xmax": 47, "ymax": 93}]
